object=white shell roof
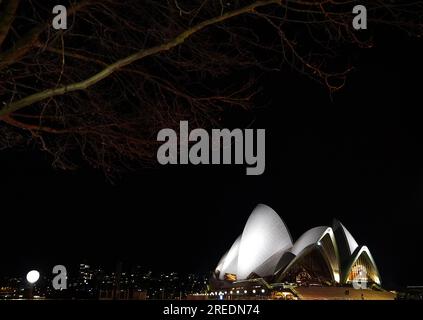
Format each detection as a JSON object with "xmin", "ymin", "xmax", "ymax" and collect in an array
[
  {"xmin": 339, "ymin": 222, "xmax": 359, "ymax": 255},
  {"xmin": 237, "ymin": 204, "xmax": 293, "ymax": 280},
  {"xmin": 346, "ymin": 245, "xmax": 381, "ymax": 285},
  {"xmin": 252, "ymin": 247, "xmax": 288, "ymax": 277},
  {"xmin": 215, "ymin": 252, "xmax": 226, "ymax": 273},
  {"xmin": 215, "ymin": 204, "xmax": 293, "ymax": 280},
  {"xmin": 218, "ymin": 235, "xmax": 241, "ymax": 280},
  {"xmin": 290, "ymin": 226, "xmax": 329, "ymax": 256}
]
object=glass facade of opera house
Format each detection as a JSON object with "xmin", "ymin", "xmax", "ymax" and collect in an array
[{"xmin": 209, "ymin": 204, "xmax": 389, "ymax": 299}]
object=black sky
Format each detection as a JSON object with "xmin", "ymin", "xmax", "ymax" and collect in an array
[{"xmin": 1, "ymin": 28, "xmax": 422, "ymax": 290}]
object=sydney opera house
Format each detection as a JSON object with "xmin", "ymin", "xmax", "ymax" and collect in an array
[{"xmin": 210, "ymin": 204, "xmax": 393, "ymax": 299}]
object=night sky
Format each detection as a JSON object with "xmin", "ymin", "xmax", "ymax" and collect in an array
[{"xmin": 1, "ymin": 26, "xmax": 422, "ymax": 290}]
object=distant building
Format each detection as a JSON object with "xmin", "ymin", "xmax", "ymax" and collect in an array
[
  {"xmin": 397, "ymin": 286, "xmax": 423, "ymax": 300},
  {"xmin": 99, "ymin": 288, "xmax": 147, "ymax": 300}
]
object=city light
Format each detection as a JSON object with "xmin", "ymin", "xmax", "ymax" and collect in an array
[{"xmin": 26, "ymin": 270, "xmax": 40, "ymax": 284}]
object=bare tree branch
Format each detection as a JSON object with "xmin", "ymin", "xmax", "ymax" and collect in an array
[
  {"xmin": 0, "ymin": 0, "xmax": 421, "ymax": 173},
  {"xmin": 0, "ymin": 0, "xmax": 281, "ymax": 117},
  {"xmin": 0, "ymin": 0, "xmax": 94, "ymax": 71}
]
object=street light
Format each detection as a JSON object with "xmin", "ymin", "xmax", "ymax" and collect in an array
[
  {"xmin": 26, "ymin": 270, "xmax": 40, "ymax": 284},
  {"xmin": 26, "ymin": 270, "xmax": 40, "ymax": 300}
]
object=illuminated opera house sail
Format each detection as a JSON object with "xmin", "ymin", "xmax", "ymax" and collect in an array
[{"xmin": 211, "ymin": 204, "xmax": 381, "ymax": 289}]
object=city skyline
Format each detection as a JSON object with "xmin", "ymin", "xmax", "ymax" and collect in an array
[{"xmin": 0, "ymin": 261, "xmax": 209, "ymax": 300}]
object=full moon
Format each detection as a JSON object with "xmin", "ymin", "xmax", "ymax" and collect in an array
[{"xmin": 26, "ymin": 270, "xmax": 40, "ymax": 284}]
